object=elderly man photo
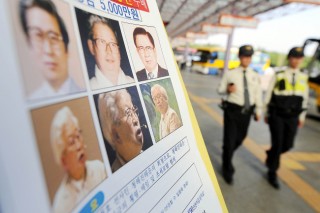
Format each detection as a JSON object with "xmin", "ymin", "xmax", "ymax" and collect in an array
[
  {"xmin": 133, "ymin": 27, "xmax": 169, "ymax": 81},
  {"xmin": 151, "ymin": 84, "xmax": 182, "ymax": 139},
  {"xmin": 20, "ymin": 0, "xmax": 83, "ymax": 100},
  {"xmin": 98, "ymin": 89, "xmax": 147, "ymax": 172},
  {"xmin": 50, "ymin": 106, "xmax": 106, "ymax": 213},
  {"xmin": 86, "ymin": 15, "xmax": 134, "ymax": 89}
]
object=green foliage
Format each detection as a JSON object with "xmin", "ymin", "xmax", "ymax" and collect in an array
[
  {"xmin": 264, "ymin": 51, "xmax": 311, "ymax": 68},
  {"xmin": 267, "ymin": 52, "xmax": 286, "ymax": 67},
  {"xmin": 189, "ymin": 44, "xmax": 221, "ymax": 49},
  {"xmin": 302, "ymin": 56, "xmax": 312, "ymax": 68}
]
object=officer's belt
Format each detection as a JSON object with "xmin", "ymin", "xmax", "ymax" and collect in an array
[
  {"xmin": 269, "ymin": 94, "xmax": 303, "ymax": 117},
  {"xmin": 224, "ymin": 102, "xmax": 255, "ymax": 114}
]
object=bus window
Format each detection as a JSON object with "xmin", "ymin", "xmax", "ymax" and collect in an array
[{"xmin": 193, "ymin": 50, "xmax": 211, "ymax": 62}]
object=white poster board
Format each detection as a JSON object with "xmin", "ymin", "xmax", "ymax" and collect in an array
[{"xmin": 0, "ymin": 0, "xmax": 227, "ymax": 212}]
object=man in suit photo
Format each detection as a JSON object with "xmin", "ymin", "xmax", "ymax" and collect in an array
[{"xmin": 133, "ymin": 27, "xmax": 169, "ymax": 81}]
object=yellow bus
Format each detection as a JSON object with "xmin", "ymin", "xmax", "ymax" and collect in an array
[
  {"xmin": 191, "ymin": 47, "xmax": 270, "ymax": 75},
  {"xmin": 191, "ymin": 47, "xmax": 240, "ymax": 74}
]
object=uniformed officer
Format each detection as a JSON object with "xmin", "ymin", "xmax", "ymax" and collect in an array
[
  {"xmin": 218, "ymin": 45, "xmax": 263, "ymax": 184},
  {"xmin": 264, "ymin": 47, "xmax": 309, "ymax": 189}
]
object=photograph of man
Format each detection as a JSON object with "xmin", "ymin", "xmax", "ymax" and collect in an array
[
  {"xmin": 19, "ymin": 0, "xmax": 85, "ymax": 100},
  {"xmin": 151, "ymin": 84, "xmax": 182, "ymax": 139},
  {"xmin": 141, "ymin": 79, "xmax": 182, "ymax": 141},
  {"xmin": 75, "ymin": 9, "xmax": 134, "ymax": 90},
  {"xmin": 31, "ymin": 98, "xmax": 106, "ymax": 213},
  {"xmin": 96, "ymin": 87, "xmax": 153, "ymax": 172},
  {"xmin": 50, "ymin": 106, "xmax": 106, "ymax": 213},
  {"xmin": 133, "ymin": 27, "xmax": 169, "ymax": 81}
]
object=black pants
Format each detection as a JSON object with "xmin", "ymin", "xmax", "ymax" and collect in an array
[
  {"xmin": 222, "ymin": 103, "xmax": 253, "ymax": 176},
  {"xmin": 266, "ymin": 112, "xmax": 299, "ymax": 173}
]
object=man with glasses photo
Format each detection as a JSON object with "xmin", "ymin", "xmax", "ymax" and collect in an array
[
  {"xmin": 98, "ymin": 89, "xmax": 145, "ymax": 172},
  {"xmin": 133, "ymin": 27, "xmax": 169, "ymax": 81},
  {"xmin": 151, "ymin": 84, "xmax": 182, "ymax": 140},
  {"xmin": 87, "ymin": 15, "xmax": 134, "ymax": 90},
  {"xmin": 50, "ymin": 106, "xmax": 106, "ymax": 213},
  {"xmin": 20, "ymin": 0, "xmax": 83, "ymax": 100}
]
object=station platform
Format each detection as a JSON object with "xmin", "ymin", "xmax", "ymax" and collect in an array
[{"xmin": 181, "ymin": 71, "xmax": 320, "ymax": 213}]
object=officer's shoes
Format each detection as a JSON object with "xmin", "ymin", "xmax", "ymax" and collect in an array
[
  {"xmin": 222, "ymin": 171, "xmax": 233, "ymax": 185},
  {"xmin": 267, "ymin": 172, "xmax": 280, "ymax": 189}
]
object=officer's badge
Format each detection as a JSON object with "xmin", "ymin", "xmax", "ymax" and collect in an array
[
  {"xmin": 296, "ymin": 47, "xmax": 302, "ymax": 52},
  {"xmin": 245, "ymin": 46, "xmax": 252, "ymax": 50}
]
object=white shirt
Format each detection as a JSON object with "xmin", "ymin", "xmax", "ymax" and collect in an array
[
  {"xmin": 217, "ymin": 66, "xmax": 263, "ymax": 116},
  {"xmin": 264, "ymin": 67, "xmax": 309, "ymax": 121},
  {"xmin": 90, "ymin": 66, "xmax": 134, "ymax": 90},
  {"xmin": 29, "ymin": 77, "xmax": 83, "ymax": 100},
  {"xmin": 145, "ymin": 65, "xmax": 159, "ymax": 79},
  {"xmin": 159, "ymin": 107, "xmax": 182, "ymax": 139},
  {"xmin": 53, "ymin": 160, "xmax": 106, "ymax": 213}
]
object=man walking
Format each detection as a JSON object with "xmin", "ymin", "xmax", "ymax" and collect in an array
[
  {"xmin": 218, "ymin": 45, "xmax": 262, "ymax": 184},
  {"xmin": 264, "ymin": 47, "xmax": 308, "ymax": 189}
]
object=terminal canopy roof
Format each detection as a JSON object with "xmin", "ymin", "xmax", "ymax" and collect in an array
[{"xmin": 157, "ymin": 0, "xmax": 318, "ymax": 39}]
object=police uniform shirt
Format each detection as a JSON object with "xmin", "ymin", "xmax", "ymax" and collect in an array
[
  {"xmin": 218, "ymin": 66, "xmax": 263, "ymax": 116},
  {"xmin": 264, "ymin": 67, "xmax": 309, "ymax": 121}
]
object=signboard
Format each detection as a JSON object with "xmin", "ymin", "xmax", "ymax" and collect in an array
[
  {"xmin": 186, "ymin": 31, "xmax": 208, "ymax": 40},
  {"xmin": 202, "ymin": 24, "xmax": 233, "ymax": 34},
  {"xmin": 111, "ymin": 0, "xmax": 150, "ymax": 12},
  {"xmin": 284, "ymin": 0, "xmax": 320, "ymax": 4},
  {"xmin": 219, "ymin": 14, "xmax": 258, "ymax": 28},
  {"xmin": 0, "ymin": 0, "xmax": 226, "ymax": 213},
  {"xmin": 171, "ymin": 37, "xmax": 193, "ymax": 48}
]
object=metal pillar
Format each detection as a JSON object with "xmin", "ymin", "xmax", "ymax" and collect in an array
[{"xmin": 223, "ymin": 27, "xmax": 235, "ymax": 75}]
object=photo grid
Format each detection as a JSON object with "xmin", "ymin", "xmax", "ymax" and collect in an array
[{"xmin": 9, "ymin": 0, "xmax": 182, "ymax": 212}]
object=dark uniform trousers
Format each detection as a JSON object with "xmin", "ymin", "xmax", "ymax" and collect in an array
[
  {"xmin": 222, "ymin": 102, "xmax": 254, "ymax": 176},
  {"xmin": 266, "ymin": 112, "xmax": 299, "ymax": 173}
]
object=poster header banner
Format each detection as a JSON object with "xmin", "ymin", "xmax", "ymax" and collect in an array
[{"xmin": 111, "ymin": 0, "xmax": 150, "ymax": 12}]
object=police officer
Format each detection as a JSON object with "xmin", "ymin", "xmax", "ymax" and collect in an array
[
  {"xmin": 218, "ymin": 45, "xmax": 262, "ymax": 184},
  {"xmin": 264, "ymin": 47, "xmax": 309, "ymax": 189}
]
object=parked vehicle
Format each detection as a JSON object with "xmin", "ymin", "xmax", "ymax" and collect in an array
[
  {"xmin": 303, "ymin": 38, "xmax": 320, "ymax": 117},
  {"xmin": 191, "ymin": 47, "xmax": 270, "ymax": 75},
  {"xmin": 191, "ymin": 47, "xmax": 240, "ymax": 75}
]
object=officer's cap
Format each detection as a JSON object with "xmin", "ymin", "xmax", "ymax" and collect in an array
[
  {"xmin": 239, "ymin": 45, "xmax": 254, "ymax": 57},
  {"xmin": 288, "ymin": 47, "xmax": 304, "ymax": 58}
]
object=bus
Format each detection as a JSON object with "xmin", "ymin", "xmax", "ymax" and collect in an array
[
  {"xmin": 303, "ymin": 38, "xmax": 320, "ymax": 117},
  {"xmin": 191, "ymin": 47, "xmax": 240, "ymax": 75},
  {"xmin": 191, "ymin": 47, "xmax": 270, "ymax": 75},
  {"xmin": 250, "ymin": 51, "xmax": 271, "ymax": 75}
]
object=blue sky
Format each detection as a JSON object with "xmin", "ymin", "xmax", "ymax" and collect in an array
[{"xmin": 196, "ymin": 5, "xmax": 320, "ymax": 56}]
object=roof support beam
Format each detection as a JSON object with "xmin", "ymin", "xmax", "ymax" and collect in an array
[
  {"xmin": 159, "ymin": 0, "xmax": 167, "ymax": 13},
  {"xmin": 167, "ymin": 0, "xmax": 190, "ymax": 23},
  {"xmin": 170, "ymin": 0, "xmax": 237, "ymax": 38},
  {"xmin": 168, "ymin": 0, "xmax": 213, "ymax": 36}
]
